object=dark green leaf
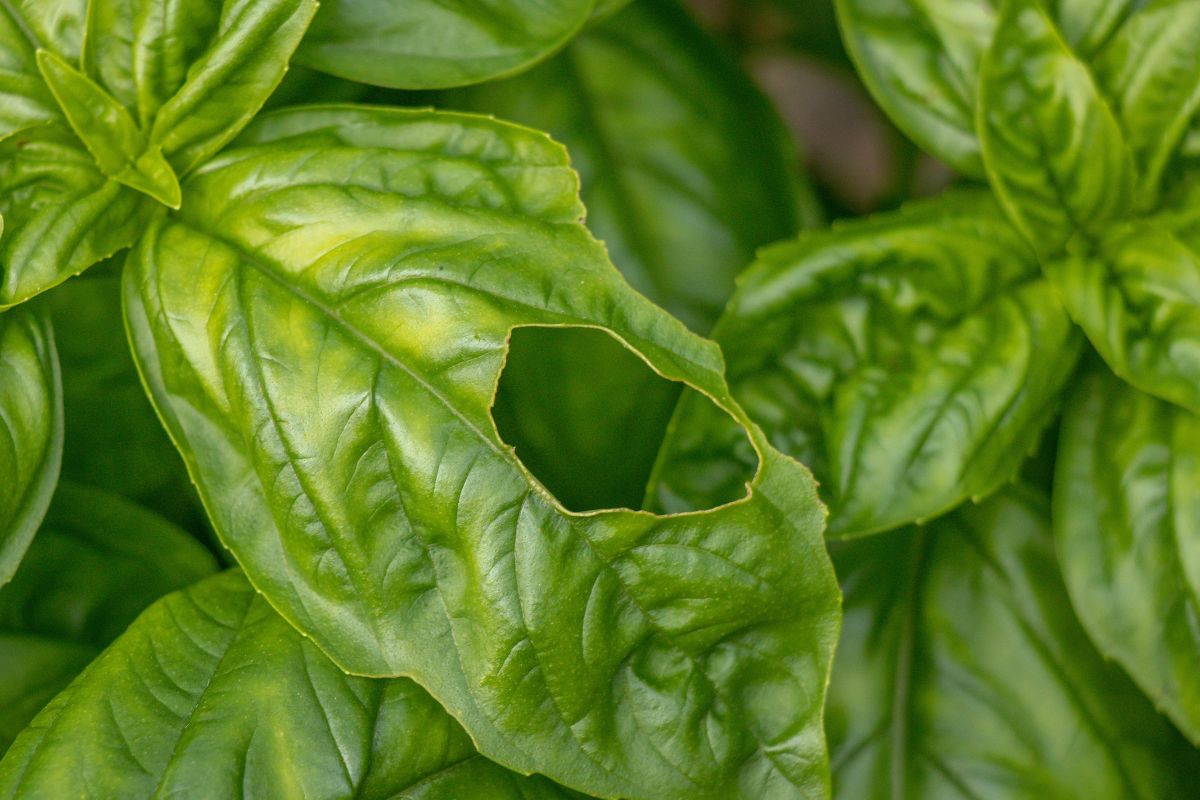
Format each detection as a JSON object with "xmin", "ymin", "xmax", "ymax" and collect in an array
[
  {"xmin": 650, "ymin": 194, "xmax": 1081, "ymax": 537},
  {"xmin": 0, "ymin": 304, "xmax": 61, "ymax": 585},
  {"xmin": 125, "ymin": 105, "xmax": 841, "ymax": 800},
  {"xmin": 1055, "ymin": 365, "xmax": 1200, "ymax": 742},
  {"xmin": 828, "ymin": 488, "xmax": 1200, "ymax": 798},
  {"xmin": 978, "ymin": 0, "xmax": 1135, "ymax": 255},
  {"xmin": 0, "ymin": 569, "xmax": 585, "ymax": 799},
  {"xmin": 0, "ymin": 482, "xmax": 217, "ymax": 753},
  {"xmin": 297, "ymin": 0, "xmax": 596, "ymax": 90}
]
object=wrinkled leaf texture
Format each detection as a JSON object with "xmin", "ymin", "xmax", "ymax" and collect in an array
[{"xmin": 124, "ymin": 105, "xmax": 841, "ymax": 800}]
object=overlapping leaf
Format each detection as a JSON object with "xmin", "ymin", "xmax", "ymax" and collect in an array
[
  {"xmin": 649, "ymin": 194, "xmax": 1080, "ymax": 536},
  {"xmin": 0, "ymin": 0, "xmax": 316, "ymax": 307},
  {"xmin": 297, "ymin": 0, "xmax": 597, "ymax": 90},
  {"xmin": 0, "ymin": 569, "xmax": 585, "ymax": 799},
  {"xmin": 124, "ymin": 106, "xmax": 841, "ymax": 800},
  {"xmin": 445, "ymin": 0, "xmax": 808, "ymax": 510},
  {"xmin": 0, "ymin": 482, "xmax": 216, "ymax": 753},
  {"xmin": 1055, "ymin": 366, "xmax": 1200, "ymax": 743},
  {"xmin": 827, "ymin": 488, "xmax": 1200, "ymax": 798},
  {"xmin": 0, "ymin": 305, "xmax": 61, "ymax": 585}
]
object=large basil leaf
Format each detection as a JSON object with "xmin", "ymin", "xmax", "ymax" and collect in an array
[
  {"xmin": 1094, "ymin": 0, "xmax": 1200, "ymax": 206},
  {"xmin": 0, "ymin": 0, "xmax": 316, "ymax": 307},
  {"xmin": 48, "ymin": 268, "xmax": 203, "ymax": 530},
  {"xmin": 0, "ymin": 569, "xmax": 585, "ymax": 799},
  {"xmin": 828, "ymin": 488, "xmax": 1200, "ymax": 798},
  {"xmin": 1055, "ymin": 365, "xmax": 1200, "ymax": 742},
  {"xmin": 124, "ymin": 106, "xmax": 841, "ymax": 800},
  {"xmin": 977, "ymin": 0, "xmax": 1135, "ymax": 256},
  {"xmin": 650, "ymin": 194, "xmax": 1080, "ymax": 537},
  {"xmin": 445, "ymin": 0, "xmax": 807, "ymax": 511},
  {"xmin": 297, "ymin": 0, "xmax": 596, "ymax": 90},
  {"xmin": 1045, "ymin": 214, "xmax": 1200, "ymax": 413},
  {"xmin": 0, "ymin": 304, "xmax": 61, "ymax": 585},
  {"xmin": 0, "ymin": 482, "xmax": 216, "ymax": 753}
]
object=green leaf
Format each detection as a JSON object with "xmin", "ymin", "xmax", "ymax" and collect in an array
[
  {"xmin": 835, "ymin": 0, "xmax": 996, "ymax": 175},
  {"xmin": 649, "ymin": 194, "xmax": 1081, "ymax": 537},
  {"xmin": 0, "ymin": 3, "xmax": 60, "ymax": 142},
  {"xmin": 34, "ymin": 49, "xmax": 181, "ymax": 208},
  {"xmin": 444, "ymin": 0, "xmax": 808, "ymax": 511},
  {"xmin": 977, "ymin": 0, "xmax": 1135, "ymax": 255},
  {"xmin": 143, "ymin": 0, "xmax": 319, "ymax": 175},
  {"xmin": 1094, "ymin": 0, "xmax": 1200, "ymax": 206},
  {"xmin": 0, "ymin": 569, "xmax": 586, "ymax": 799},
  {"xmin": 0, "ymin": 125, "xmax": 155, "ymax": 308},
  {"xmin": 48, "ymin": 267, "xmax": 203, "ymax": 530},
  {"xmin": 296, "ymin": 0, "xmax": 596, "ymax": 90},
  {"xmin": 0, "ymin": 304, "xmax": 62, "ymax": 586},
  {"xmin": 1045, "ymin": 212, "xmax": 1200, "ymax": 412},
  {"xmin": 0, "ymin": 482, "xmax": 217, "ymax": 753},
  {"xmin": 446, "ymin": 0, "xmax": 806, "ymax": 332},
  {"xmin": 125, "ymin": 105, "xmax": 841, "ymax": 800},
  {"xmin": 828, "ymin": 488, "xmax": 1200, "ymax": 798},
  {"xmin": 1055, "ymin": 365, "xmax": 1200, "ymax": 743},
  {"xmin": 4, "ymin": 0, "xmax": 86, "ymax": 61}
]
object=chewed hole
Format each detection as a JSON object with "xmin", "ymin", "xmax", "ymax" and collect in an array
[{"xmin": 491, "ymin": 326, "xmax": 755, "ymax": 513}]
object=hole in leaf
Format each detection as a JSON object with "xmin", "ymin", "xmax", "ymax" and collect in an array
[{"xmin": 491, "ymin": 326, "xmax": 755, "ymax": 513}]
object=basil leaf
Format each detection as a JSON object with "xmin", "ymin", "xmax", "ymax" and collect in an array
[
  {"xmin": 1094, "ymin": 0, "xmax": 1200, "ymax": 206},
  {"xmin": 0, "ymin": 3, "xmax": 59, "ymax": 141},
  {"xmin": 125, "ymin": 105, "xmax": 841, "ymax": 800},
  {"xmin": 4, "ymin": 0, "xmax": 86, "ymax": 61},
  {"xmin": 0, "ymin": 126, "xmax": 154, "ymax": 308},
  {"xmin": 35, "ymin": 49, "xmax": 181, "ymax": 207},
  {"xmin": 0, "ymin": 482, "xmax": 216, "ymax": 753},
  {"xmin": 836, "ymin": 0, "xmax": 996, "ymax": 176},
  {"xmin": 1055, "ymin": 365, "xmax": 1200, "ymax": 743},
  {"xmin": 48, "ymin": 268, "xmax": 202, "ymax": 530},
  {"xmin": 444, "ymin": 0, "xmax": 808, "ymax": 510},
  {"xmin": 447, "ymin": 0, "xmax": 806, "ymax": 332},
  {"xmin": 1045, "ymin": 214, "xmax": 1200, "ymax": 413},
  {"xmin": 0, "ymin": 569, "xmax": 585, "ymax": 799},
  {"xmin": 978, "ymin": 0, "xmax": 1135, "ymax": 256},
  {"xmin": 297, "ymin": 0, "xmax": 596, "ymax": 90},
  {"xmin": 828, "ymin": 488, "xmax": 1200, "ymax": 798},
  {"xmin": 650, "ymin": 194, "xmax": 1081, "ymax": 537},
  {"xmin": 0, "ymin": 304, "xmax": 61, "ymax": 586}
]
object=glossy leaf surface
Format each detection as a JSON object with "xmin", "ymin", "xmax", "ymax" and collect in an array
[
  {"xmin": 650, "ymin": 194, "xmax": 1080, "ymax": 537},
  {"xmin": 0, "ymin": 305, "xmax": 61, "ymax": 585},
  {"xmin": 977, "ymin": 0, "xmax": 1135, "ymax": 255},
  {"xmin": 0, "ymin": 569, "xmax": 585, "ymax": 799},
  {"xmin": 125, "ymin": 106, "xmax": 841, "ymax": 800},
  {"xmin": 0, "ymin": 482, "xmax": 216, "ymax": 753},
  {"xmin": 1055, "ymin": 366, "xmax": 1200, "ymax": 742},
  {"xmin": 447, "ymin": 0, "xmax": 806, "ymax": 510},
  {"xmin": 828, "ymin": 489, "xmax": 1200, "ymax": 798},
  {"xmin": 297, "ymin": 0, "xmax": 595, "ymax": 90}
]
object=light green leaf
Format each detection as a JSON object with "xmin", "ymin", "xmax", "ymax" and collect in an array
[
  {"xmin": 0, "ymin": 569, "xmax": 586, "ymax": 799},
  {"xmin": 828, "ymin": 488, "xmax": 1200, "ymax": 798},
  {"xmin": 650, "ymin": 194, "xmax": 1081, "ymax": 537},
  {"xmin": 34, "ymin": 49, "xmax": 181, "ymax": 207},
  {"xmin": 0, "ymin": 482, "xmax": 217, "ymax": 753},
  {"xmin": 125, "ymin": 105, "xmax": 841, "ymax": 800},
  {"xmin": 0, "ymin": 125, "xmax": 156, "ymax": 308},
  {"xmin": 296, "ymin": 0, "xmax": 596, "ymax": 90},
  {"xmin": 48, "ymin": 267, "xmax": 203, "ymax": 530},
  {"xmin": 978, "ymin": 0, "xmax": 1136, "ymax": 255},
  {"xmin": 0, "ymin": 304, "xmax": 61, "ymax": 586},
  {"xmin": 0, "ymin": 3, "xmax": 60, "ymax": 142},
  {"xmin": 835, "ymin": 0, "xmax": 997, "ymax": 175},
  {"xmin": 1094, "ymin": 0, "xmax": 1200, "ymax": 206},
  {"xmin": 5, "ymin": 0, "xmax": 86, "ymax": 61},
  {"xmin": 145, "ymin": 0, "xmax": 319, "ymax": 175},
  {"xmin": 1055, "ymin": 365, "xmax": 1200, "ymax": 742},
  {"xmin": 1045, "ymin": 211, "xmax": 1200, "ymax": 412},
  {"xmin": 444, "ymin": 0, "xmax": 807, "ymax": 510}
]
